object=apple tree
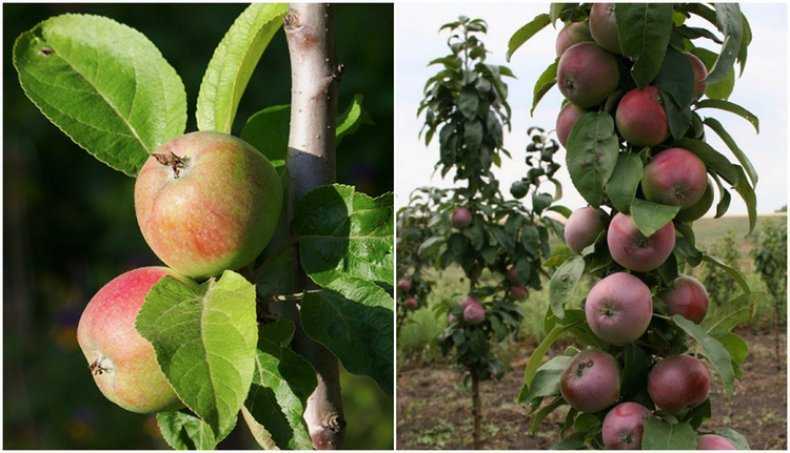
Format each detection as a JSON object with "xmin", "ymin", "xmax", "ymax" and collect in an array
[
  {"xmin": 13, "ymin": 4, "xmax": 393, "ymax": 450},
  {"xmin": 508, "ymin": 3, "xmax": 760, "ymax": 449},
  {"xmin": 409, "ymin": 16, "xmax": 566, "ymax": 448}
]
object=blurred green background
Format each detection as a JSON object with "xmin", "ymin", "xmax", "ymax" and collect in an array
[{"xmin": 3, "ymin": 3, "xmax": 393, "ymax": 449}]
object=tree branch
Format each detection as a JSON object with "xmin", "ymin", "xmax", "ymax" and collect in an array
[{"xmin": 284, "ymin": 3, "xmax": 345, "ymax": 449}]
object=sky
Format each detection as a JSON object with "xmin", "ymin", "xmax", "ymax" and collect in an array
[{"xmin": 394, "ymin": 3, "xmax": 788, "ymax": 215}]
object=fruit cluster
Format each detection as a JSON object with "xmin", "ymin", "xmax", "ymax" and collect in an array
[
  {"xmin": 544, "ymin": 3, "xmax": 748, "ymax": 449},
  {"xmin": 77, "ymin": 131, "xmax": 282, "ymax": 413}
]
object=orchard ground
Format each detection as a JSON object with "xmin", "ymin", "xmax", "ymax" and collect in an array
[{"xmin": 396, "ymin": 214, "xmax": 787, "ymax": 450}]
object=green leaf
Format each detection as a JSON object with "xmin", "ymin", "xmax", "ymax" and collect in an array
[
  {"xmin": 336, "ymin": 94, "xmax": 370, "ymax": 145},
  {"xmin": 518, "ymin": 324, "xmax": 575, "ymax": 402},
  {"xmin": 507, "ymin": 14, "xmax": 551, "ymax": 61},
  {"xmin": 672, "ymin": 315, "xmax": 735, "ymax": 393},
  {"xmin": 531, "ymin": 61, "xmax": 557, "ymax": 116},
  {"xmin": 458, "ymin": 86, "xmax": 480, "ymax": 120},
  {"xmin": 716, "ymin": 333, "xmax": 748, "ymax": 366},
  {"xmin": 13, "ymin": 14, "xmax": 186, "ymax": 176},
  {"xmin": 157, "ymin": 411, "xmax": 218, "ymax": 450},
  {"xmin": 605, "ymin": 153, "xmax": 643, "ymax": 214},
  {"xmin": 616, "ymin": 3, "xmax": 674, "ymax": 87},
  {"xmin": 241, "ymin": 104, "xmax": 290, "ymax": 167},
  {"xmin": 295, "ymin": 184, "xmax": 393, "ymax": 287},
  {"xmin": 695, "ymin": 99, "xmax": 759, "ymax": 133},
  {"xmin": 655, "ymin": 47, "xmax": 695, "ymax": 109},
  {"xmin": 522, "ymin": 355, "xmax": 572, "ymax": 400},
  {"xmin": 566, "ymin": 112, "xmax": 619, "ymax": 207},
  {"xmin": 548, "ymin": 256, "xmax": 585, "ymax": 319},
  {"xmin": 641, "ymin": 417, "xmax": 696, "ymax": 449},
  {"xmin": 702, "ymin": 117, "xmax": 758, "ymax": 186},
  {"xmin": 136, "ymin": 272, "xmax": 258, "ymax": 437},
  {"xmin": 701, "ymin": 254, "xmax": 750, "ymax": 295},
  {"xmin": 630, "ymin": 198, "xmax": 680, "ymax": 237},
  {"xmin": 197, "ymin": 3, "xmax": 288, "ymax": 133},
  {"xmin": 301, "ymin": 289, "xmax": 393, "ymax": 394},
  {"xmin": 707, "ymin": 4, "xmax": 743, "ymax": 85},
  {"xmin": 690, "ymin": 47, "xmax": 735, "ymax": 100},
  {"xmin": 242, "ymin": 321, "xmax": 316, "ymax": 450}
]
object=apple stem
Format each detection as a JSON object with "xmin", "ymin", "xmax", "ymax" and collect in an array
[
  {"xmin": 284, "ymin": 4, "xmax": 345, "ymax": 449},
  {"xmin": 152, "ymin": 152, "xmax": 188, "ymax": 179}
]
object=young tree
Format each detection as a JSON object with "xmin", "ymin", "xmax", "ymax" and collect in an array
[
  {"xmin": 13, "ymin": 3, "xmax": 393, "ymax": 449},
  {"xmin": 411, "ymin": 16, "xmax": 564, "ymax": 448},
  {"xmin": 509, "ymin": 3, "xmax": 759, "ymax": 449}
]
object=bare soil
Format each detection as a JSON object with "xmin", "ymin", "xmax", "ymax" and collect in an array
[{"xmin": 396, "ymin": 328, "xmax": 786, "ymax": 450}]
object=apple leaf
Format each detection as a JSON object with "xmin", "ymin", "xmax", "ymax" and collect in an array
[
  {"xmin": 506, "ymin": 13, "xmax": 551, "ymax": 61},
  {"xmin": 707, "ymin": 3, "xmax": 743, "ymax": 85},
  {"xmin": 531, "ymin": 61, "xmax": 557, "ymax": 116},
  {"xmin": 197, "ymin": 3, "xmax": 288, "ymax": 133},
  {"xmin": 13, "ymin": 14, "xmax": 186, "ymax": 176},
  {"xmin": 616, "ymin": 3, "xmax": 674, "ymax": 87},
  {"xmin": 565, "ymin": 112, "xmax": 619, "ymax": 207},
  {"xmin": 605, "ymin": 153, "xmax": 643, "ymax": 214},
  {"xmin": 156, "ymin": 411, "xmax": 218, "ymax": 450},
  {"xmin": 548, "ymin": 255, "xmax": 585, "ymax": 319},
  {"xmin": 641, "ymin": 417, "xmax": 697, "ymax": 449},
  {"xmin": 294, "ymin": 184, "xmax": 394, "ymax": 288},
  {"xmin": 521, "ymin": 355, "xmax": 572, "ymax": 401},
  {"xmin": 672, "ymin": 315, "xmax": 735, "ymax": 393},
  {"xmin": 136, "ymin": 271, "xmax": 258, "ymax": 438},
  {"xmin": 630, "ymin": 198, "xmax": 680, "ymax": 237},
  {"xmin": 242, "ymin": 320, "xmax": 316, "ymax": 450},
  {"xmin": 301, "ymin": 288, "xmax": 393, "ymax": 394}
]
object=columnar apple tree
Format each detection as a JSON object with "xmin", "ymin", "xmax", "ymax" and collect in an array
[
  {"xmin": 14, "ymin": 4, "xmax": 393, "ymax": 450},
  {"xmin": 508, "ymin": 3, "xmax": 758, "ymax": 449},
  {"xmin": 410, "ymin": 16, "xmax": 565, "ymax": 448}
]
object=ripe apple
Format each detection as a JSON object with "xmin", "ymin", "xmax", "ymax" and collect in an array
[
  {"xmin": 602, "ymin": 402, "xmax": 650, "ymax": 449},
  {"xmin": 77, "ymin": 267, "xmax": 186, "ymax": 413},
  {"xmin": 589, "ymin": 3, "xmax": 621, "ymax": 54},
  {"xmin": 135, "ymin": 131, "xmax": 283, "ymax": 279},
  {"xmin": 698, "ymin": 434, "xmax": 736, "ymax": 450},
  {"xmin": 564, "ymin": 206, "xmax": 606, "ymax": 253},
  {"xmin": 642, "ymin": 147, "xmax": 708, "ymax": 208},
  {"xmin": 557, "ymin": 42, "xmax": 620, "ymax": 108},
  {"xmin": 556, "ymin": 102, "xmax": 586, "ymax": 148},
  {"xmin": 662, "ymin": 275, "xmax": 709, "ymax": 323},
  {"xmin": 585, "ymin": 272, "xmax": 653, "ymax": 345},
  {"xmin": 607, "ymin": 213, "xmax": 676, "ymax": 272},
  {"xmin": 556, "ymin": 21, "xmax": 593, "ymax": 57},
  {"xmin": 463, "ymin": 300, "xmax": 486, "ymax": 325},
  {"xmin": 560, "ymin": 349, "xmax": 621, "ymax": 413},
  {"xmin": 648, "ymin": 355, "xmax": 710, "ymax": 413},
  {"xmin": 451, "ymin": 207, "xmax": 473, "ymax": 228},
  {"xmin": 615, "ymin": 86, "xmax": 669, "ymax": 147}
]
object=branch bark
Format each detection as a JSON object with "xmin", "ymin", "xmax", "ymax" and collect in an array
[{"xmin": 284, "ymin": 3, "xmax": 345, "ymax": 449}]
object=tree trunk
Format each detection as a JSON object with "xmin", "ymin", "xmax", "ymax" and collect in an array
[
  {"xmin": 284, "ymin": 3, "xmax": 345, "ymax": 449},
  {"xmin": 774, "ymin": 299, "xmax": 781, "ymax": 370},
  {"xmin": 471, "ymin": 368, "xmax": 481, "ymax": 449}
]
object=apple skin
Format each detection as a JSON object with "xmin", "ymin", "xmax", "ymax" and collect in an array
[
  {"xmin": 602, "ymin": 402, "xmax": 650, "ymax": 449},
  {"xmin": 698, "ymin": 434, "xmax": 736, "ymax": 450},
  {"xmin": 642, "ymin": 147, "xmax": 708, "ymax": 208},
  {"xmin": 556, "ymin": 21, "xmax": 593, "ymax": 57},
  {"xmin": 451, "ymin": 207, "xmax": 473, "ymax": 228},
  {"xmin": 403, "ymin": 297, "xmax": 418, "ymax": 310},
  {"xmin": 615, "ymin": 86, "xmax": 669, "ymax": 147},
  {"xmin": 397, "ymin": 277, "xmax": 413, "ymax": 293},
  {"xmin": 585, "ymin": 272, "xmax": 653, "ymax": 345},
  {"xmin": 506, "ymin": 266, "xmax": 520, "ymax": 284},
  {"xmin": 135, "ymin": 131, "xmax": 282, "ymax": 279},
  {"xmin": 687, "ymin": 52, "xmax": 708, "ymax": 99},
  {"xmin": 77, "ymin": 267, "xmax": 186, "ymax": 413},
  {"xmin": 463, "ymin": 300, "xmax": 486, "ymax": 325},
  {"xmin": 589, "ymin": 3, "xmax": 621, "ymax": 54},
  {"xmin": 564, "ymin": 206, "xmax": 606, "ymax": 253},
  {"xmin": 510, "ymin": 285, "xmax": 529, "ymax": 301},
  {"xmin": 556, "ymin": 103, "xmax": 586, "ymax": 148},
  {"xmin": 676, "ymin": 179, "xmax": 714, "ymax": 222},
  {"xmin": 662, "ymin": 275, "xmax": 709, "ymax": 323},
  {"xmin": 607, "ymin": 213, "xmax": 676, "ymax": 272},
  {"xmin": 648, "ymin": 355, "xmax": 711, "ymax": 413},
  {"xmin": 560, "ymin": 350, "xmax": 621, "ymax": 413},
  {"xmin": 557, "ymin": 42, "xmax": 620, "ymax": 108}
]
